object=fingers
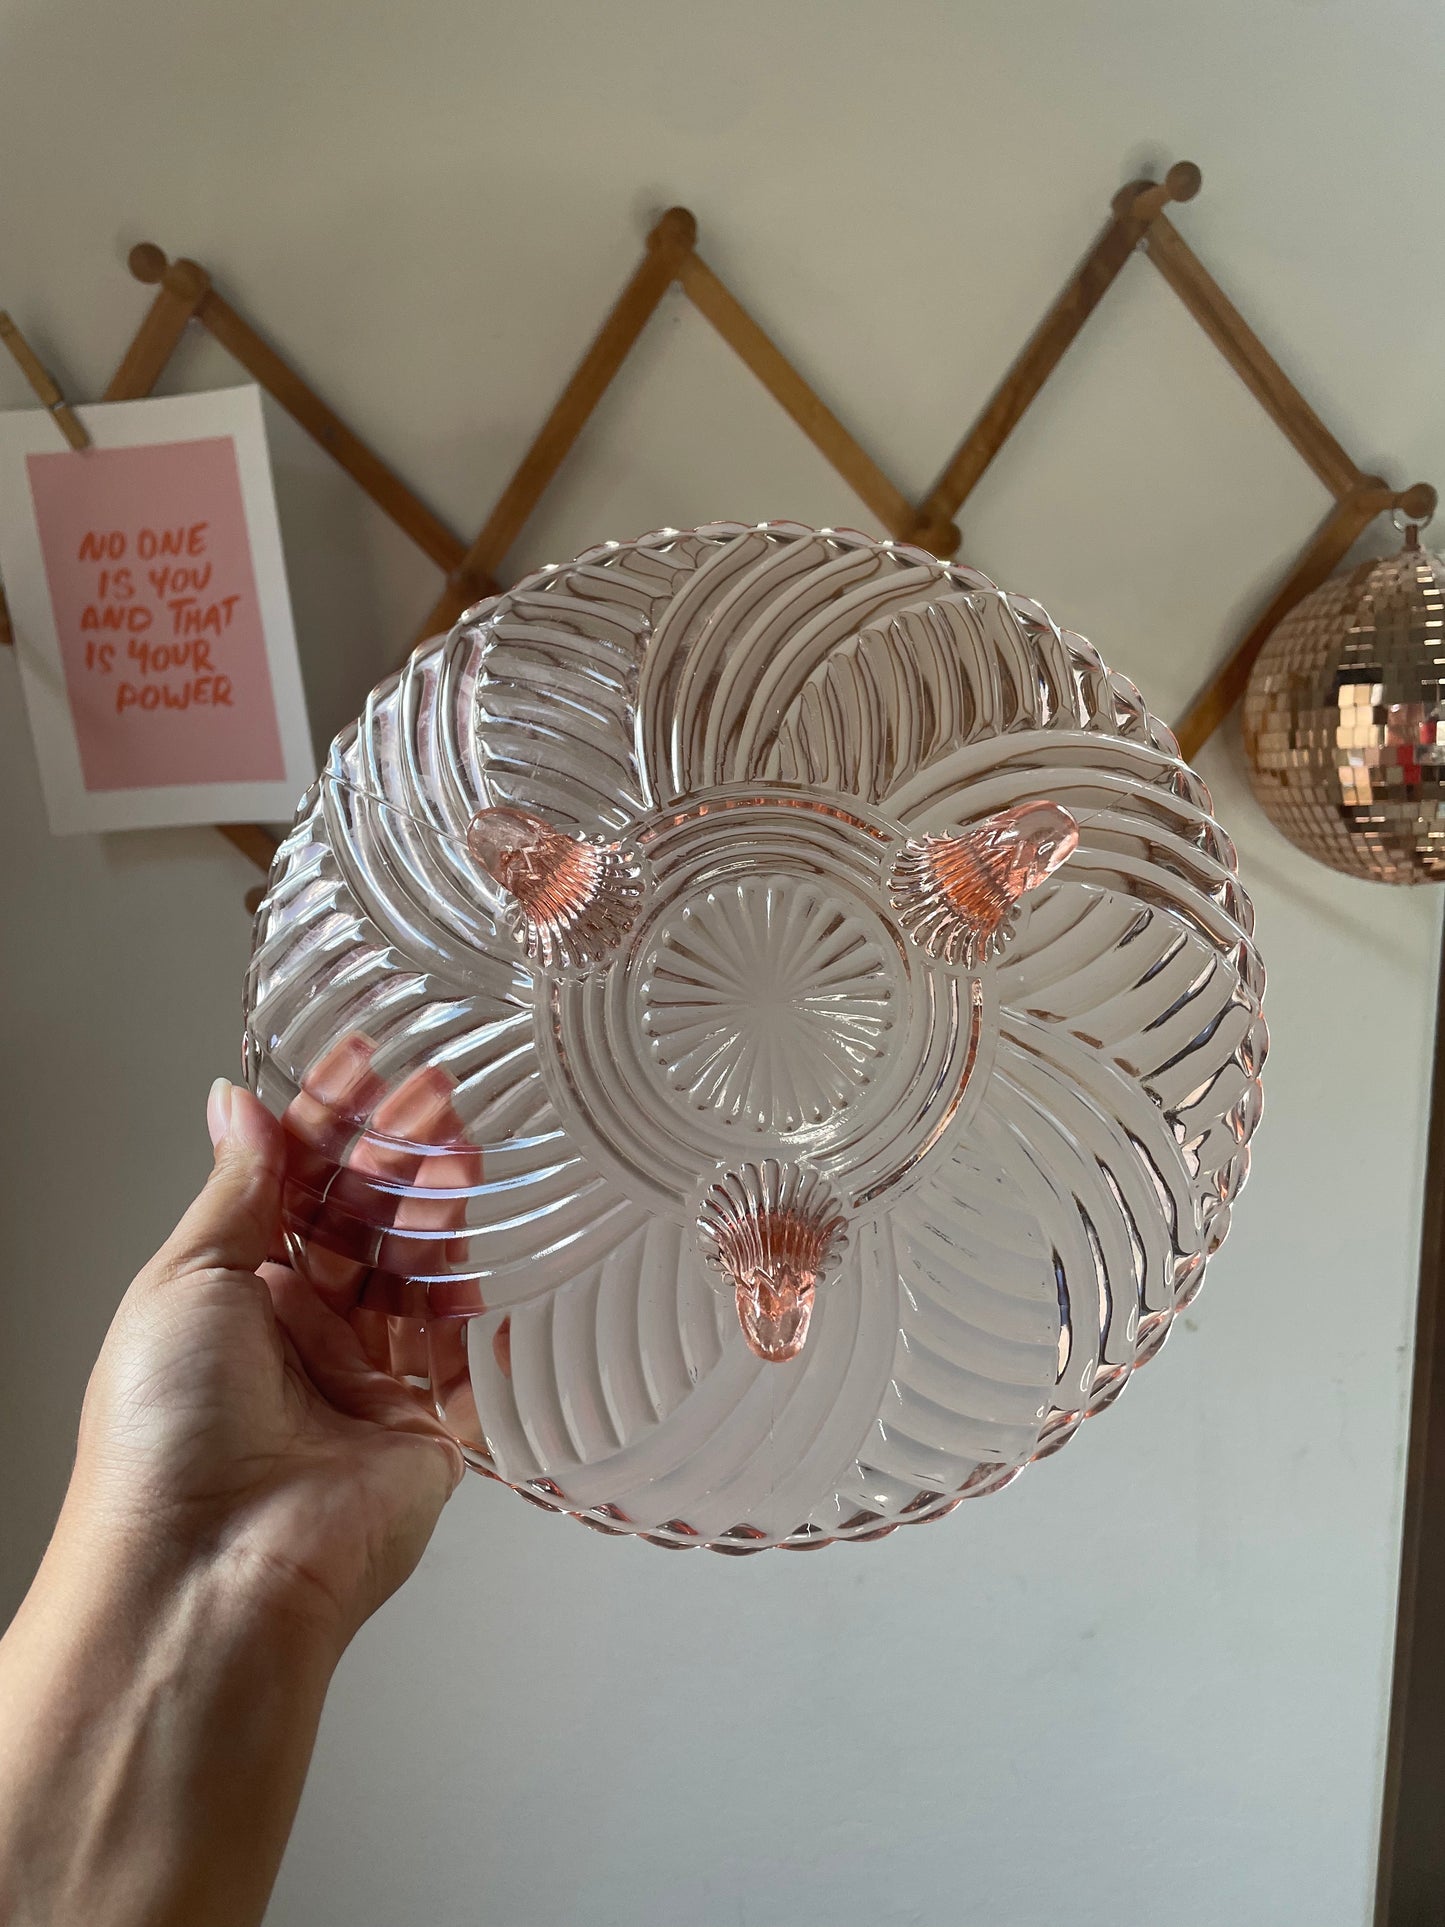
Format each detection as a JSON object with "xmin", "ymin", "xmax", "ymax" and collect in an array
[
  {"xmin": 317, "ymin": 1066, "xmax": 462, "ymax": 1286},
  {"xmin": 280, "ymin": 1033, "xmax": 386, "ymax": 1298},
  {"xmin": 263, "ymin": 1262, "xmax": 462, "ymax": 1471},
  {"xmin": 154, "ymin": 1081, "xmax": 285, "ymax": 1279},
  {"xmin": 371, "ymin": 1075, "xmax": 480, "ymax": 1276},
  {"xmin": 287, "ymin": 1051, "xmax": 481, "ymax": 1312},
  {"xmin": 281, "ymin": 1032, "xmax": 385, "ymax": 1183},
  {"xmin": 355, "ymin": 1076, "xmax": 479, "ymax": 1379},
  {"xmin": 426, "ymin": 1316, "xmax": 487, "ymax": 1455},
  {"xmin": 275, "ymin": 1040, "xmax": 487, "ymax": 1415}
]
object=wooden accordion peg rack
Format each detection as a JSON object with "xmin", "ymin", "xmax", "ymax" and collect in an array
[{"xmin": 0, "ymin": 157, "xmax": 1434, "ymax": 898}]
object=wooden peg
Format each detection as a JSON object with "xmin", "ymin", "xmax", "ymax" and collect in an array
[
  {"xmin": 1348, "ymin": 476, "xmax": 1411, "ymax": 517},
  {"xmin": 105, "ymin": 247, "xmax": 212, "ymax": 401},
  {"xmin": 127, "ymin": 242, "xmax": 168, "ymax": 282},
  {"xmin": 0, "ymin": 312, "xmax": 90, "ymax": 449},
  {"xmin": 1396, "ymin": 482, "xmax": 1438, "ymax": 524},
  {"xmin": 648, "ymin": 205, "xmax": 700, "ymax": 256},
  {"xmin": 1111, "ymin": 160, "xmax": 1202, "ymax": 222}
]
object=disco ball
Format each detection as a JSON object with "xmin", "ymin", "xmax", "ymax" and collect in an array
[{"xmin": 1243, "ymin": 530, "xmax": 1445, "ymax": 883}]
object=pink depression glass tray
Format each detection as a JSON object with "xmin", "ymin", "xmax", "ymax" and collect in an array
[{"xmin": 243, "ymin": 522, "xmax": 1266, "ymax": 1552}]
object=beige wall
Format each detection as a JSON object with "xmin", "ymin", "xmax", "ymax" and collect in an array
[{"xmin": 1, "ymin": 4, "xmax": 1441, "ymax": 1922}]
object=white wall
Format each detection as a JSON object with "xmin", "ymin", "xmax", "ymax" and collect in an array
[{"xmin": 1, "ymin": 4, "xmax": 1441, "ymax": 1922}]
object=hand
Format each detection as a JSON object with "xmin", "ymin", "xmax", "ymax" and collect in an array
[
  {"xmin": 59, "ymin": 1071, "xmax": 466, "ymax": 1656},
  {"xmin": 0, "ymin": 1071, "xmax": 473, "ymax": 1927}
]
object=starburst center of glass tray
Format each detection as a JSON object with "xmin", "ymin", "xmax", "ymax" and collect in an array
[
  {"xmin": 639, "ymin": 874, "xmax": 898, "ymax": 1134},
  {"xmin": 532, "ymin": 790, "xmax": 990, "ymax": 1218}
]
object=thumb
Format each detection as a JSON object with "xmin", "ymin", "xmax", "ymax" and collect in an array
[{"xmin": 158, "ymin": 1080, "xmax": 285, "ymax": 1277}]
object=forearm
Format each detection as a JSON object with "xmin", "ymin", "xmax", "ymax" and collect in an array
[
  {"xmin": 0, "ymin": 1081, "xmax": 458, "ymax": 1923},
  {"xmin": 0, "ymin": 1517, "xmax": 337, "ymax": 1927}
]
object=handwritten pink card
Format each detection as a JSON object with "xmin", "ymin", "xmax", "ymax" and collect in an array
[{"xmin": 0, "ymin": 387, "xmax": 312, "ymax": 834}]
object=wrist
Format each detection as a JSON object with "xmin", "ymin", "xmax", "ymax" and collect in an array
[
  {"xmin": 0, "ymin": 1509, "xmax": 337, "ymax": 1927},
  {"xmin": 40, "ymin": 1496, "xmax": 346, "ymax": 1682}
]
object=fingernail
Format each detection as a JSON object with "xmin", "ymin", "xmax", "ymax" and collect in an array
[
  {"xmin": 308, "ymin": 1032, "xmax": 375, "ymax": 1106},
  {"xmin": 207, "ymin": 1077, "xmax": 234, "ymax": 1151}
]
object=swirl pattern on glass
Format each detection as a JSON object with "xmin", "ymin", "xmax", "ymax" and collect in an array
[{"xmin": 244, "ymin": 522, "xmax": 1266, "ymax": 1550}]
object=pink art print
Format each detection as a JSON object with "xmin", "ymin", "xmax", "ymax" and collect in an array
[{"xmin": 25, "ymin": 436, "xmax": 286, "ymax": 791}]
